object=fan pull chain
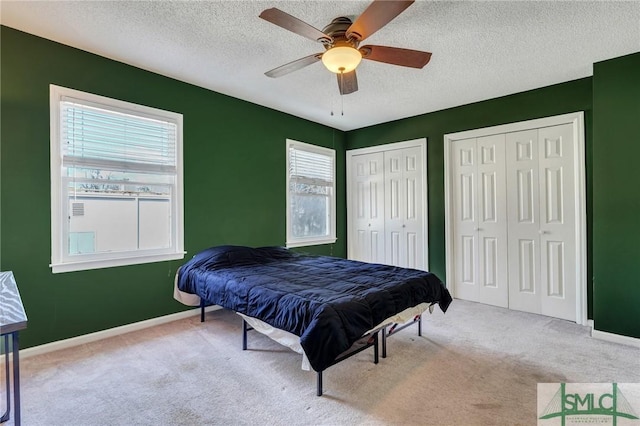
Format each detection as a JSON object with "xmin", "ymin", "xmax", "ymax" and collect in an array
[
  {"xmin": 340, "ymin": 70, "xmax": 344, "ymax": 116},
  {"xmin": 330, "ymin": 70, "xmax": 335, "ymax": 116},
  {"xmin": 330, "ymin": 70, "xmax": 345, "ymax": 117}
]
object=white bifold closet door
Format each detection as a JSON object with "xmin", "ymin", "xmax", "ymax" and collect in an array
[
  {"xmin": 384, "ymin": 147, "xmax": 425, "ymax": 269},
  {"xmin": 348, "ymin": 139, "xmax": 427, "ymax": 271},
  {"xmin": 451, "ymin": 134, "xmax": 509, "ymax": 308},
  {"xmin": 506, "ymin": 124, "xmax": 576, "ymax": 321},
  {"xmin": 351, "ymin": 151, "xmax": 386, "ymax": 264},
  {"xmin": 449, "ymin": 120, "xmax": 579, "ymax": 322}
]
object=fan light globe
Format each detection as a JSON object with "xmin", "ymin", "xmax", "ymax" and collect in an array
[{"xmin": 321, "ymin": 46, "xmax": 362, "ymax": 73}]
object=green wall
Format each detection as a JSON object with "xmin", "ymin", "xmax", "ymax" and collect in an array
[
  {"xmin": 0, "ymin": 26, "xmax": 346, "ymax": 348},
  {"xmin": 592, "ymin": 52, "xmax": 640, "ymax": 338},
  {"xmin": 347, "ymin": 78, "xmax": 593, "ymax": 304}
]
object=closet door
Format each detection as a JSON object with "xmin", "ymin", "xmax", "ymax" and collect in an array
[
  {"xmin": 385, "ymin": 146, "xmax": 425, "ymax": 270},
  {"xmin": 538, "ymin": 123, "xmax": 576, "ymax": 321},
  {"xmin": 451, "ymin": 136, "xmax": 508, "ymax": 307},
  {"xmin": 506, "ymin": 124, "xmax": 576, "ymax": 321},
  {"xmin": 446, "ymin": 112, "xmax": 585, "ymax": 323},
  {"xmin": 476, "ymin": 134, "xmax": 509, "ymax": 307},
  {"xmin": 506, "ymin": 129, "xmax": 541, "ymax": 314},
  {"xmin": 451, "ymin": 137, "xmax": 478, "ymax": 302},
  {"xmin": 349, "ymin": 152, "xmax": 385, "ymax": 263}
]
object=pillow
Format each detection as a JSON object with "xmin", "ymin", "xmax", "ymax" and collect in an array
[
  {"xmin": 190, "ymin": 245, "xmax": 246, "ymax": 270},
  {"xmin": 226, "ymin": 247, "xmax": 258, "ymax": 266}
]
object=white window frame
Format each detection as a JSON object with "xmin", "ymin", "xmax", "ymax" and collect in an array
[
  {"xmin": 49, "ymin": 84, "xmax": 184, "ymax": 273},
  {"xmin": 286, "ymin": 139, "xmax": 336, "ymax": 248}
]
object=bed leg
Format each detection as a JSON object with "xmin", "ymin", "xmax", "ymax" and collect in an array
[
  {"xmin": 317, "ymin": 371, "xmax": 323, "ymax": 396},
  {"xmin": 418, "ymin": 315, "xmax": 422, "ymax": 337},
  {"xmin": 200, "ymin": 299, "xmax": 205, "ymax": 323},
  {"xmin": 374, "ymin": 332, "xmax": 379, "ymax": 364},
  {"xmin": 242, "ymin": 320, "xmax": 248, "ymax": 350},
  {"xmin": 381, "ymin": 327, "xmax": 387, "ymax": 358}
]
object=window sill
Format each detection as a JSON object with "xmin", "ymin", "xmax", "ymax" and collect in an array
[
  {"xmin": 286, "ymin": 238, "xmax": 337, "ymax": 249},
  {"xmin": 51, "ymin": 251, "xmax": 186, "ymax": 274}
]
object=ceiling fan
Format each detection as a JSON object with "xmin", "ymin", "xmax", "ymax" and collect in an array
[{"xmin": 259, "ymin": 0, "xmax": 432, "ymax": 95}]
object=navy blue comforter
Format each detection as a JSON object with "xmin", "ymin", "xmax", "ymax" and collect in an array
[{"xmin": 177, "ymin": 245, "xmax": 452, "ymax": 372}]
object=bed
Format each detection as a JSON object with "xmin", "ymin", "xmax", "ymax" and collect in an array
[{"xmin": 175, "ymin": 245, "xmax": 452, "ymax": 395}]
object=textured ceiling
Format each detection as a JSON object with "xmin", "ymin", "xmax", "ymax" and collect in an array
[{"xmin": 2, "ymin": 1, "xmax": 639, "ymax": 131}]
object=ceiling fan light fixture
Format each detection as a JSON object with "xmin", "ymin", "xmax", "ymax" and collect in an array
[{"xmin": 321, "ymin": 46, "xmax": 362, "ymax": 73}]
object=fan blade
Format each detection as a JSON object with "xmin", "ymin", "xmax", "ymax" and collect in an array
[
  {"xmin": 360, "ymin": 45, "xmax": 432, "ymax": 68},
  {"xmin": 346, "ymin": 0, "xmax": 414, "ymax": 42},
  {"xmin": 259, "ymin": 8, "xmax": 332, "ymax": 44},
  {"xmin": 264, "ymin": 53, "xmax": 323, "ymax": 78},
  {"xmin": 337, "ymin": 71, "xmax": 358, "ymax": 95}
]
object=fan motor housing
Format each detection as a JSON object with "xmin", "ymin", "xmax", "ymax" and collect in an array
[{"xmin": 322, "ymin": 17, "xmax": 360, "ymax": 49}]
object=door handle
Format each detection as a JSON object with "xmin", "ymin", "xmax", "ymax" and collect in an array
[{"xmin": 538, "ymin": 230, "xmax": 549, "ymax": 235}]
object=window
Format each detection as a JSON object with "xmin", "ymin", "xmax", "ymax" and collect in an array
[
  {"xmin": 286, "ymin": 139, "xmax": 336, "ymax": 248},
  {"xmin": 50, "ymin": 85, "xmax": 184, "ymax": 273}
]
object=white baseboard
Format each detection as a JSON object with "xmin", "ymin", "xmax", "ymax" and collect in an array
[
  {"xmin": 591, "ymin": 327, "xmax": 640, "ymax": 349},
  {"xmin": 12, "ymin": 307, "xmax": 638, "ymax": 360},
  {"xmin": 17, "ymin": 305, "xmax": 220, "ymax": 360}
]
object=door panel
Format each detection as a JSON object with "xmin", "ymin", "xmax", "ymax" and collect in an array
[
  {"xmin": 538, "ymin": 123, "xmax": 576, "ymax": 321},
  {"xmin": 385, "ymin": 149, "xmax": 404, "ymax": 267},
  {"xmin": 452, "ymin": 138, "xmax": 479, "ymax": 301},
  {"xmin": 506, "ymin": 124, "xmax": 576, "ymax": 321},
  {"xmin": 390, "ymin": 231, "xmax": 401, "ymax": 266},
  {"xmin": 406, "ymin": 178, "xmax": 417, "ymax": 219},
  {"xmin": 461, "ymin": 173, "xmax": 475, "ymax": 221},
  {"xmin": 384, "ymin": 147, "xmax": 425, "ymax": 270},
  {"xmin": 518, "ymin": 239, "xmax": 536, "ymax": 293},
  {"xmin": 517, "ymin": 169, "xmax": 535, "ymax": 222},
  {"xmin": 350, "ymin": 152, "xmax": 385, "ymax": 263},
  {"xmin": 406, "ymin": 232, "xmax": 418, "ymax": 269},
  {"xmin": 461, "ymin": 235, "xmax": 475, "ymax": 284},
  {"xmin": 483, "ymin": 236, "xmax": 498, "ymax": 287},
  {"xmin": 546, "ymin": 240, "xmax": 565, "ymax": 297},
  {"xmin": 402, "ymin": 147, "xmax": 424, "ymax": 269},
  {"xmin": 544, "ymin": 167, "xmax": 563, "ymax": 223},
  {"xmin": 507, "ymin": 129, "xmax": 542, "ymax": 314},
  {"xmin": 452, "ymin": 135, "xmax": 508, "ymax": 307},
  {"xmin": 476, "ymin": 134, "xmax": 508, "ymax": 307}
]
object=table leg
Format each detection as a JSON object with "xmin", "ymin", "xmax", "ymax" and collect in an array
[
  {"xmin": 0, "ymin": 334, "xmax": 9, "ymax": 423},
  {"xmin": 12, "ymin": 333, "xmax": 20, "ymax": 426}
]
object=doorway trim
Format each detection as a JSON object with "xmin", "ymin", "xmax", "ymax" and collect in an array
[{"xmin": 444, "ymin": 112, "xmax": 587, "ymax": 325}]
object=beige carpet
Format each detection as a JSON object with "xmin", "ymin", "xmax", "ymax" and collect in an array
[{"xmin": 4, "ymin": 299, "xmax": 639, "ymax": 425}]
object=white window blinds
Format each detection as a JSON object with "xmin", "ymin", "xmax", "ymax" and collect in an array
[
  {"xmin": 288, "ymin": 144, "xmax": 334, "ymax": 186},
  {"xmin": 61, "ymin": 99, "xmax": 177, "ymax": 174}
]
